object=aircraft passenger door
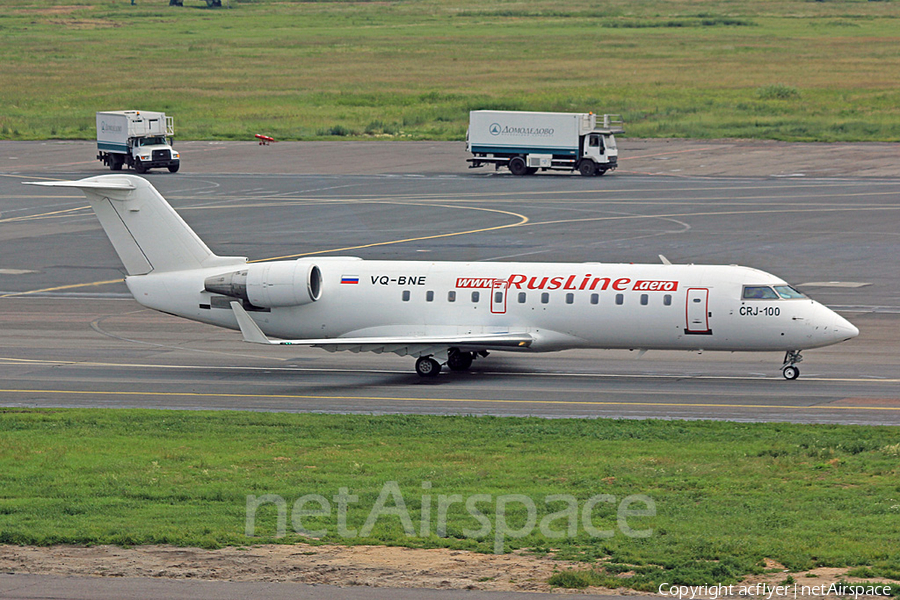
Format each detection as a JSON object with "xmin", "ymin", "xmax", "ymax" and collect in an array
[
  {"xmin": 685, "ymin": 288, "xmax": 712, "ymax": 335},
  {"xmin": 491, "ymin": 279, "xmax": 508, "ymax": 314}
]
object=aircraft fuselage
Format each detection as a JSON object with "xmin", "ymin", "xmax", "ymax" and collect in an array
[{"xmin": 126, "ymin": 259, "xmax": 857, "ymax": 354}]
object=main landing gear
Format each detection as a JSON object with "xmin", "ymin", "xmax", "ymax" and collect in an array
[
  {"xmin": 781, "ymin": 350, "xmax": 803, "ymax": 380},
  {"xmin": 415, "ymin": 349, "xmax": 480, "ymax": 378},
  {"xmin": 447, "ymin": 349, "xmax": 474, "ymax": 371},
  {"xmin": 415, "ymin": 356, "xmax": 442, "ymax": 378}
]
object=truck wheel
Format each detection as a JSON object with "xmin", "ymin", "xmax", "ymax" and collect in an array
[
  {"xmin": 110, "ymin": 156, "xmax": 124, "ymax": 171},
  {"xmin": 168, "ymin": 164, "xmax": 180, "ymax": 173},
  {"xmin": 578, "ymin": 161, "xmax": 596, "ymax": 177},
  {"xmin": 135, "ymin": 160, "xmax": 147, "ymax": 174},
  {"xmin": 508, "ymin": 157, "xmax": 528, "ymax": 176}
]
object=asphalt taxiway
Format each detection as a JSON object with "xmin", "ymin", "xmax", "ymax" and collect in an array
[
  {"xmin": 2, "ymin": 141, "xmax": 900, "ymax": 599},
  {"xmin": 2, "ymin": 141, "xmax": 899, "ymax": 425}
]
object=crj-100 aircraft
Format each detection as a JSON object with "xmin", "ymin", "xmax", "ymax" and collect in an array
[{"xmin": 28, "ymin": 175, "xmax": 859, "ymax": 379}]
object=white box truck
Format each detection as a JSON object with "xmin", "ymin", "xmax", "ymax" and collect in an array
[
  {"xmin": 96, "ymin": 110, "xmax": 180, "ymax": 174},
  {"xmin": 466, "ymin": 111, "xmax": 623, "ymax": 176}
]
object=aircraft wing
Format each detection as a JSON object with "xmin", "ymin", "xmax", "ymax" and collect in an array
[{"xmin": 230, "ymin": 302, "xmax": 532, "ymax": 357}]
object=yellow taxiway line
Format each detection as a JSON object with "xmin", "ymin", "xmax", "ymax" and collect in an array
[{"xmin": 0, "ymin": 387, "xmax": 898, "ymax": 412}]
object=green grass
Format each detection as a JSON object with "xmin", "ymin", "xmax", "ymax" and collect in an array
[
  {"xmin": 1, "ymin": 0, "xmax": 900, "ymax": 141},
  {"xmin": 1, "ymin": 408, "xmax": 899, "ymax": 590}
]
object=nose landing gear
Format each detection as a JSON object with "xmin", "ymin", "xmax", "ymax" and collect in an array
[{"xmin": 781, "ymin": 350, "xmax": 803, "ymax": 380}]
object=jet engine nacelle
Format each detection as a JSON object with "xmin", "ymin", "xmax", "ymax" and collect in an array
[{"xmin": 204, "ymin": 260, "xmax": 322, "ymax": 308}]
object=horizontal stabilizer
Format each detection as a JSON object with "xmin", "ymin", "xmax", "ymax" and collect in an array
[
  {"xmin": 230, "ymin": 302, "xmax": 533, "ymax": 358},
  {"xmin": 25, "ymin": 178, "xmax": 137, "ymax": 191},
  {"xmin": 24, "ymin": 175, "xmax": 245, "ymax": 276}
]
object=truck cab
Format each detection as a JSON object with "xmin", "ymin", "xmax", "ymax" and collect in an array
[
  {"xmin": 579, "ymin": 130, "xmax": 618, "ymax": 176},
  {"xmin": 130, "ymin": 135, "xmax": 180, "ymax": 174}
]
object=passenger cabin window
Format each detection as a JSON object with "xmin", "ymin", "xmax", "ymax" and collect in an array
[
  {"xmin": 518, "ymin": 292, "xmax": 526, "ymax": 304},
  {"xmin": 426, "ymin": 290, "xmax": 434, "ymax": 302},
  {"xmin": 566, "ymin": 293, "xmax": 574, "ymax": 304},
  {"xmin": 471, "ymin": 291, "xmax": 480, "ymax": 303},
  {"xmin": 664, "ymin": 294, "xmax": 672, "ymax": 306},
  {"xmin": 742, "ymin": 286, "xmax": 779, "ymax": 300},
  {"xmin": 448, "ymin": 291, "xmax": 456, "ymax": 302},
  {"xmin": 590, "ymin": 293, "xmax": 599, "ymax": 305},
  {"xmin": 541, "ymin": 292, "xmax": 550, "ymax": 304},
  {"xmin": 774, "ymin": 285, "xmax": 806, "ymax": 299},
  {"xmin": 494, "ymin": 291, "xmax": 503, "ymax": 303},
  {"xmin": 640, "ymin": 294, "xmax": 649, "ymax": 306},
  {"xmin": 402, "ymin": 290, "xmax": 410, "ymax": 302},
  {"xmin": 615, "ymin": 293, "xmax": 624, "ymax": 305}
]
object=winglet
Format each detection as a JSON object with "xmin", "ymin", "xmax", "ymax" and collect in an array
[
  {"xmin": 230, "ymin": 301, "xmax": 275, "ymax": 345},
  {"xmin": 659, "ymin": 255, "xmax": 672, "ymax": 265}
]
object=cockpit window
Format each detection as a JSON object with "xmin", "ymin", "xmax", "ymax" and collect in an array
[
  {"xmin": 774, "ymin": 285, "xmax": 806, "ymax": 299},
  {"xmin": 742, "ymin": 286, "xmax": 779, "ymax": 300}
]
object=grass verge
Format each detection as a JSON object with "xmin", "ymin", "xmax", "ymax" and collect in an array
[
  {"xmin": 1, "ymin": 0, "xmax": 900, "ymax": 141},
  {"xmin": 1, "ymin": 408, "xmax": 899, "ymax": 590}
]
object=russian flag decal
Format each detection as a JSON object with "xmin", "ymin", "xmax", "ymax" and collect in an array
[{"xmin": 340, "ymin": 275, "xmax": 359, "ymax": 285}]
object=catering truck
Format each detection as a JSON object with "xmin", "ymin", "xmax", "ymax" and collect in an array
[
  {"xmin": 466, "ymin": 111, "xmax": 623, "ymax": 176},
  {"xmin": 96, "ymin": 110, "xmax": 180, "ymax": 174}
]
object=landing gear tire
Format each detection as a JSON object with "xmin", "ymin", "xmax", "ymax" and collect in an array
[
  {"xmin": 447, "ymin": 349, "xmax": 474, "ymax": 372},
  {"xmin": 578, "ymin": 161, "xmax": 596, "ymax": 177},
  {"xmin": 781, "ymin": 350, "xmax": 803, "ymax": 380},
  {"xmin": 508, "ymin": 157, "xmax": 528, "ymax": 176},
  {"xmin": 415, "ymin": 356, "xmax": 441, "ymax": 378},
  {"xmin": 135, "ymin": 159, "xmax": 147, "ymax": 174},
  {"xmin": 782, "ymin": 365, "xmax": 800, "ymax": 380}
]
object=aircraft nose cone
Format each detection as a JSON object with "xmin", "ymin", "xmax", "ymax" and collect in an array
[{"xmin": 833, "ymin": 313, "xmax": 859, "ymax": 341}]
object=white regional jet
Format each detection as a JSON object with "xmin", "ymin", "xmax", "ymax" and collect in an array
[{"xmin": 28, "ymin": 175, "xmax": 859, "ymax": 379}]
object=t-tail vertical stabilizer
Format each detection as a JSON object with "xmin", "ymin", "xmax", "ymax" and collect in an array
[{"xmin": 26, "ymin": 175, "xmax": 245, "ymax": 275}]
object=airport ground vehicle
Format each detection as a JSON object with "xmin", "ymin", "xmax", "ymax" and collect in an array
[
  {"xmin": 467, "ymin": 111, "xmax": 623, "ymax": 176},
  {"xmin": 96, "ymin": 111, "xmax": 180, "ymax": 174}
]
